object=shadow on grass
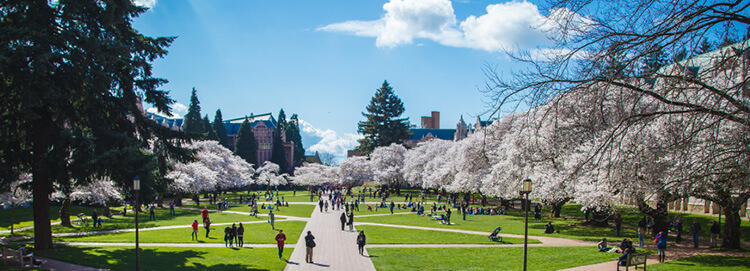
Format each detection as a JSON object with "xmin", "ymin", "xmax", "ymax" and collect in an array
[
  {"xmin": 677, "ymin": 255, "xmax": 750, "ymax": 267},
  {"xmin": 36, "ymin": 246, "xmax": 278, "ymax": 271}
]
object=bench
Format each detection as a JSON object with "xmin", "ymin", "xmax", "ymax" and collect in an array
[
  {"xmin": 617, "ymin": 253, "xmax": 647, "ymax": 271},
  {"xmin": 2, "ymin": 247, "xmax": 32, "ymax": 269}
]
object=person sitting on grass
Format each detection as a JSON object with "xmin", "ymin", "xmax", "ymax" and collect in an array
[
  {"xmin": 597, "ymin": 238, "xmax": 609, "ymax": 252},
  {"xmin": 544, "ymin": 222, "xmax": 555, "ymax": 234}
]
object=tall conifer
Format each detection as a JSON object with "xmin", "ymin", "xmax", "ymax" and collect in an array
[
  {"xmin": 183, "ymin": 87, "xmax": 205, "ymax": 135},
  {"xmin": 286, "ymin": 114, "xmax": 305, "ymax": 164},
  {"xmin": 357, "ymin": 80, "xmax": 411, "ymax": 155},
  {"xmin": 212, "ymin": 109, "xmax": 228, "ymax": 148},
  {"xmin": 234, "ymin": 118, "xmax": 258, "ymax": 165}
]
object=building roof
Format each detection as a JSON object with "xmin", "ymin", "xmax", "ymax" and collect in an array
[
  {"xmin": 409, "ymin": 128, "xmax": 457, "ymax": 141},
  {"xmin": 224, "ymin": 113, "xmax": 277, "ymax": 135}
]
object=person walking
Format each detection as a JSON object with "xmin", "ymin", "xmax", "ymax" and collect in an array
[
  {"xmin": 348, "ymin": 211, "xmax": 354, "ymax": 231},
  {"xmin": 237, "ymin": 223, "xmax": 245, "ymax": 247},
  {"xmin": 339, "ymin": 212, "xmax": 347, "ymax": 231},
  {"xmin": 446, "ymin": 208, "xmax": 452, "ymax": 225},
  {"xmin": 269, "ymin": 210, "xmax": 276, "ymax": 230},
  {"xmin": 169, "ymin": 201, "xmax": 175, "ymax": 216},
  {"xmin": 674, "ymin": 219, "xmax": 683, "ymax": 244},
  {"xmin": 149, "ymin": 204, "xmax": 156, "ymax": 221},
  {"xmin": 637, "ymin": 217, "xmax": 647, "ymax": 247},
  {"xmin": 614, "ymin": 212, "xmax": 623, "ymax": 237},
  {"xmin": 305, "ymin": 231, "xmax": 316, "ymax": 263},
  {"xmin": 191, "ymin": 219, "xmax": 199, "ymax": 241},
  {"xmin": 318, "ymin": 200, "xmax": 323, "ymax": 212},
  {"xmin": 231, "ymin": 223, "xmax": 238, "ymax": 247},
  {"xmin": 91, "ymin": 210, "xmax": 99, "ymax": 228},
  {"xmin": 357, "ymin": 231, "xmax": 366, "ymax": 255},
  {"xmin": 204, "ymin": 218, "xmax": 211, "ymax": 238},
  {"xmin": 201, "ymin": 207, "xmax": 209, "ymax": 223},
  {"xmin": 275, "ymin": 229, "xmax": 286, "ymax": 260},
  {"xmin": 389, "ymin": 201, "xmax": 394, "ymax": 215},
  {"xmin": 710, "ymin": 221, "xmax": 720, "ymax": 247},
  {"xmin": 324, "ymin": 200, "xmax": 329, "ymax": 212},
  {"xmin": 224, "ymin": 225, "xmax": 232, "ymax": 247},
  {"xmin": 655, "ymin": 231, "xmax": 667, "ymax": 263},
  {"xmin": 690, "ymin": 219, "xmax": 702, "ymax": 248}
]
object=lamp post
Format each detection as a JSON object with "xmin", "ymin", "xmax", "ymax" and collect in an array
[
  {"xmin": 134, "ymin": 176, "xmax": 141, "ymax": 271},
  {"xmin": 520, "ymin": 178, "xmax": 532, "ymax": 271}
]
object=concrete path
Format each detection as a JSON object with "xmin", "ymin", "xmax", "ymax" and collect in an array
[
  {"xmin": 55, "ymin": 242, "xmax": 295, "ymax": 248},
  {"xmin": 284, "ymin": 203, "xmax": 376, "ymax": 271},
  {"xmin": 36, "ymin": 256, "xmax": 112, "ymax": 271}
]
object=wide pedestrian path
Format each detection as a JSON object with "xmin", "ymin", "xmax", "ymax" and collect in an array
[{"xmin": 284, "ymin": 200, "xmax": 376, "ymax": 271}]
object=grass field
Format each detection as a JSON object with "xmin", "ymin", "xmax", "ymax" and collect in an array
[
  {"xmin": 357, "ymin": 209, "xmax": 636, "ymax": 242},
  {"xmin": 6, "ymin": 208, "xmax": 266, "ymax": 237},
  {"xmin": 356, "ymin": 225, "xmax": 540, "ymax": 245},
  {"xmin": 368, "ymin": 246, "xmax": 621, "ymax": 271},
  {"xmin": 56, "ymin": 220, "xmax": 307, "ymax": 244},
  {"xmin": 35, "ymin": 246, "xmax": 291, "ymax": 271},
  {"xmin": 649, "ymin": 255, "xmax": 750, "ymax": 271}
]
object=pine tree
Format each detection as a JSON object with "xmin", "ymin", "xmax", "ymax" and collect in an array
[
  {"xmin": 286, "ymin": 114, "xmax": 305, "ymax": 164},
  {"xmin": 271, "ymin": 128, "xmax": 289, "ymax": 173},
  {"xmin": 212, "ymin": 109, "xmax": 228, "ymax": 148},
  {"xmin": 357, "ymin": 80, "xmax": 412, "ymax": 155},
  {"xmin": 183, "ymin": 88, "xmax": 205, "ymax": 135},
  {"xmin": 271, "ymin": 110, "xmax": 289, "ymax": 172},
  {"xmin": 234, "ymin": 118, "xmax": 258, "ymax": 165},
  {"xmin": 203, "ymin": 115, "xmax": 218, "ymax": 141},
  {"xmin": 695, "ymin": 39, "xmax": 715, "ymax": 55}
]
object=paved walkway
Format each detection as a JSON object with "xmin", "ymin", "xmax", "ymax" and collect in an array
[
  {"xmin": 36, "ymin": 256, "xmax": 112, "ymax": 271},
  {"xmin": 284, "ymin": 203, "xmax": 376, "ymax": 271}
]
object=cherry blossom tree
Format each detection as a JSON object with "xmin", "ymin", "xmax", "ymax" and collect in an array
[
  {"xmin": 257, "ymin": 161, "xmax": 287, "ymax": 189},
  {"xmin": 0, "ymin": 174, "xmax": 32, "ymax": 234},
  {"xmin": 292, "ymin": 163, "xmax": 337, "ymax": 187},
  {"xmin": 370, "ymin": 143, "xmax": 406, "ymax": 194},
  {"xmin": 338, "ymin": 156, "xmax": 373, "ymax": 193},
  {"xmin": 404, "ymin": 139, "xmax": 453, "ymax": 189}
]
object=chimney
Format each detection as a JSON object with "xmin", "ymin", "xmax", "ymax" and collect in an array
[{"xmin": 431, "ymin": 111, "xmax": 440, "ymax": 129}]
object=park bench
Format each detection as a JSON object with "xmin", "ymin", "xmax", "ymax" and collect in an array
[
  {"xmin": 77, "ymin": 213, "xmax": 89, "ymax": 227},
  {"xmin": 616, "ymin": 253, "xmax": 647, "ymax": 271},
  {"xmin": 1, "ymin": 247, "xmax": 32, "ymax": 269}
]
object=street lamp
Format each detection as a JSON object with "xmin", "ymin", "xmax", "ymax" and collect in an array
[
  {"xmin": 520, "ymin": 178, "xmax": 532, "ymax": 271},
  {"xmin": 134, "ymin": 176, "xmax": 141, "ymax": 271}
]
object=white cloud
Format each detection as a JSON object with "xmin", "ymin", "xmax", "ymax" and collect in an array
[
  {"xmin": 299, "ymin": 119, "xmax": 362, "ymax": 159},
  {"xmin": 133, "ymin": 0, "xmax": 157, "ymax": 9},
  {"xmin": 317, "ymin": 0, "xmax": 591, "ymax": 52},
  {"xmin": 146, "ymin": 102, "xmax": 188, "ymax": 118}
]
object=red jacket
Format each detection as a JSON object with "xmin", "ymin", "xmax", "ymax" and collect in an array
[
  {"xmin": 275, "ymin": 233, "xmax": 286, "ymax": 247},
  {"xmin": 191, "ymin": 221, "xmax": 199, "ymax": 230}
]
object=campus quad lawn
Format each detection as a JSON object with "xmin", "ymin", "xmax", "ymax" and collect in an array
[
  {"xmin": 649, "ymin": 255, "xmax": 750, "ymax": 271},
  {"xmin": 35, "ymin": 246, "xmax": 292, "ymax": 271},
  {"xmin": 225, "ymin": 203, "xmax": 316, "ymax": 218},
  {"xmin": 355, "ymin": 225, "xmax": 540, "ymax": 245},
  {"xmin": 555, "ymin": 203, "xmax": 750, "ymax": 241},
  {"xmin": 357, "ymin": 210, "xmax": 637, "ymax": 242},
  {"xmin": 368, "ymin": 246, "xmax": 620, "ymax": 271},
  {"xmin": 56, "ymin": 220, "xmax": 306, "ymax": 244},
  {"xmin": 0, "ymin": 205, "xmax": 100, "ymax": 232},
  {"xmin": 9, "ymin": 207, "xmax": 263, "ymax": 237}
]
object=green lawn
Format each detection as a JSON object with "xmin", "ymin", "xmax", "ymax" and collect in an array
[
  {"xmin": 649, "ymin": 255, "xmax": 750, "ymax": 271},
  {"xmin": 355, "ymin": 225, "xmax": 540, "ymax": 244},
  {"xmin": 357, "ymin": 210, "xmax": 636, "ymax": 242},
  {"xmin": 557, "ymin": 203, "xmax": 750, "ymax": 241},
  {"xmin": 368, "ymin": 246, "xmax": 620, "ymax": 271},
  {"xmin": 7, "ymin": 207, "xmax": 267, "ymax": 237},
  {"xmin": 0, "ymin": 205, "xmax": 100, "ymax": 231},
  {"xmin": 35, "ymin": 246, "xmax": 291, "ymax": 271},
  {"xmin": 56, "ymin": 220, "xmax": 306, "ymax": 244},
  {"xmin": 222, "ymin": 204, "xmax": 316, "ymax": 218}
]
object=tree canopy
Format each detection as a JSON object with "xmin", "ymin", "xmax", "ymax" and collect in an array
[
  {"xmin": 234, "ymin": 118, "xmax": 258, "ymax": 165},
  {"xmin": 357, "ymin": 80, "xmax": 412, "ymax": 155}
]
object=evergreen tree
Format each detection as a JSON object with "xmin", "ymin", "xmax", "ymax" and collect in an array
[
  {"xmin": 672, "ymin": 47, "xmax": 688, "ymax": 63},
  {"xmin": 203, "ymin": 115, "xmax": 218, "ymax": 141},
  {"xmin": 183, "ymin": 87, "xmax": 204, "ymax": 135},
  {"xmin": 357, "ymin": 80, "xmax": 412, "ymax": 155},
  {"xmin": 640, "ymin": 48, "xmax": 667, "ymax": 85},
  {"xmin": 695, "ymin": 38, "xmax": 715, "ymax": 55},
  {"xmin": 277, "ymin": 109, "xmax": 287, "ymax": 132},
  {"xmin": 271, "ymin": 127, "xmax": 289, "ymax": 173},
  {"xmin": 212, "ymin": 109, "xmax": 228, "ymax": 148},
  {"xmin": 234, "ymin": 118, "xmax": 258, "ymax": 165},
  {"xmin": 0, "ymin": 0, "xmax": 192, "ymax": 249},
  {"xmin": 286, "ymin": 114, "xmax": 305, "ymax": 164}
]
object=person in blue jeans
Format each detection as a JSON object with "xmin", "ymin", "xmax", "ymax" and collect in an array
[
  {"xmin": 655, "ymin": 231, "xmax": 667, "ymax": 263},
  {"xmin": 690, "ymin": 219, "xmax": 701, "ymax": 248}
]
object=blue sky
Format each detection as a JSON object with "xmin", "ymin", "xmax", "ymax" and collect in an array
[{"xmin": 134, "ymin": 0, "xmax": 565, "ymax": 159}]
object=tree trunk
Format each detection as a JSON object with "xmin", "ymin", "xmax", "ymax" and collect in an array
[
  {"xmin": 31, "ymin": 118, "xmax": 54, "ymax": 250},
  {"xmin": 550, "ymin": 198, "xmax": 571, "ymax": 218},
  {"xmin": 175, "ymin": 192, "xmax": 182, "ymax": 207},
  {"xmin": 718, "ymin": 195, "xmax": 747, "ymax": 249},
  {"xmin": 636, "ymin": 191, "xmax": 671, "ymax": 237},
  {"xmin": 60, "ymin": 198, "xmax": 72, "ymax": 227}
]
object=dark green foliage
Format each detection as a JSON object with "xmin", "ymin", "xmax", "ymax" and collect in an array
[
  {"xmin": 672, "ymin": 47, "xmax": 688, "ymax": 62},
  {"xmin": 234, "ymin": 118, "xmax": 258, "ymax": 165},
  {"xmin": 271, "ymin": 111, "xmax": 289, "ymax": 173},
  {"xmin": 212, "ymin": 109, "xmax": 228, "ymax": 148},
  {"xmin": 0, "ymin": 0, "xmax": 193, "ymax": 249},
  {"xmin": 357, "ymin": 80, "xmax": 412, "ymax": 155},
  {"xmin": 183, "ymin": 88, "xmax": 204, "ymax": 135},
  {"xmin": 695, "ymin": 39, "xmax": 715, "ymax": 55},
  {"xmin": 203, "ymin": 115, "xmax": 218, "ymax": 141},
  {"xmin": 286, "ymin": 114, "xmax": 305, "ymax": 164}
]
